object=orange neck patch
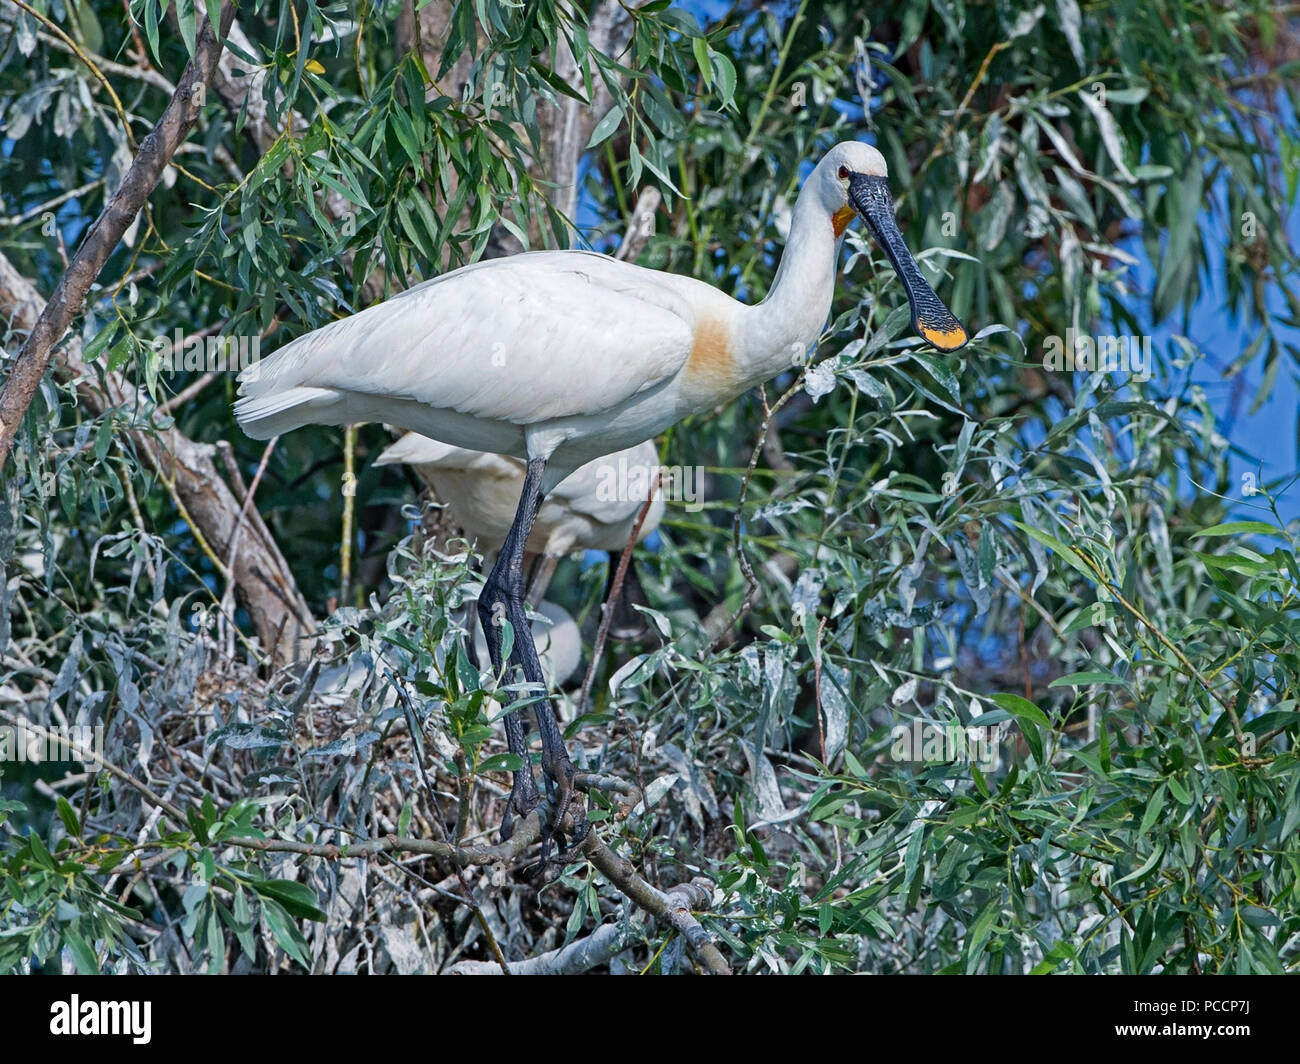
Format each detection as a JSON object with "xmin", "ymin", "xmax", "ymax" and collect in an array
[{"xmin": 832, "ymin": 205, "xmax": 856, "ymax": 237}]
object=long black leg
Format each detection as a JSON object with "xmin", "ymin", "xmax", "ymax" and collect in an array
[
  {"xmin": 495, "ymin": 696, "xmax": 539, "ymax": 840},
  {"xmin": 477, "ymin": 457, "xmax": 586, "ymax": 858},
  {"xmin": 475, "ymin": 549, "xmax": 539, "ymax": 839}
]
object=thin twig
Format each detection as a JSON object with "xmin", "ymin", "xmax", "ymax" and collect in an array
[
  {"xmin": 340, "ymin": 424, "xmax": 357, "ymax": 606},
  {"xmin": 576, "ymin": 474, "xmax": 662, "ymax": 717},
  {"xmin": 0, "ymin": 180, "xmax": 104, "ymax": 229},
  {"xmin": 5, "ymin": 0, "xmax": 138, "ymax": 149},
  {"xmin": 0, "ymin": 712, "xmax": 187, "ymax": 828},
  {"xmin": 705, "ymin": 379, "xmax": 803, "ymax": 652},
  {"xmin": 389, "ymin": 675, "xmax": 511, "ymax": 974},
  {"xmin": 812, "ymin": 615, "xmax": 827, "ymax": 764},
  {"xmin": 157, "ymin": 371, "xmax": 218, "ymax": 416},
  {"xmin": 614, "ymin": 186, "xmax": 661, "ymax": 261}
]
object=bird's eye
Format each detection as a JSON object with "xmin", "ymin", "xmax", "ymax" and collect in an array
[{"xmin": 837, "ymin": 166, "xmax": 849, "ymax": 180}]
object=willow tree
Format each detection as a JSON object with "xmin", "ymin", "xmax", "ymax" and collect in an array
[{"xmin": 0, "ymin": 0, "xmax": 1296, "ymax": 974}]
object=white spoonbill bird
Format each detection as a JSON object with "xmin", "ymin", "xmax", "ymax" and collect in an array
[
  {"xmin": 235, "ymin": 140, "xmax": 968, "ymax": 852},
  {"xmin": 375, "ymin": 434, "xmax": 664, "ymax": 568},
  {"xmin": 376, "ymin": 434, "xmax": 665, "ymax": 637}
]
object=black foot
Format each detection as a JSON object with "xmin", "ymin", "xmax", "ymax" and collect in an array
[
  {"xmin": 533, "ymin": 755, "xmax": 590, "ymax": 872},
  {"xmin": 555, "ymin": 813, "xmax": 592, "ymax": 864}
]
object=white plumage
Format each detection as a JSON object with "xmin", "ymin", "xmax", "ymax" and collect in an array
[
  {"xmin": 234, "ymin": 140, "xmax": 967, "ymax": 846},
  {"xmin": 235, "ymin": 142, "xmax": 966, "ymax": 492},
  {"xmin": 375, "ymin": 435, "xmax": 665, "ymax": 557}
]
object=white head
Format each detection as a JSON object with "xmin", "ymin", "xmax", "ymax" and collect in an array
[
  {"xmin": 804, "ymin": 140, "xmax": 968, "ymax": 352},
  {"xmin": 810, "ymin": 141, "xmax": 890, "ymax": 218}
]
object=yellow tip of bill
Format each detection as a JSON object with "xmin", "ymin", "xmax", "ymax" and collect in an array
[{"xmin": 920, "ymin": 321, "xmax": 969, "ymax": 352}]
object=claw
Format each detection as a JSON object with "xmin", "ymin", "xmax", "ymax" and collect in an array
[
  {"xmin": 549, "ymin": 758, "xmax": 578, "ymax": 832},
  {"xmin": 533, "ymin": 758, "xmax": 589, "ymax": 873},
  {"xmin": 556, "ymin": 811, "xmax": 591, "ymax": 863}
]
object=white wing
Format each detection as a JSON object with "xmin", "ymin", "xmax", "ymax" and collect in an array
[
  {"xmin": 373, "ymin": 433, "xmax": 521, "ymax": 479},
  {"xmin": 373, "ymin": 434, "xmax": 664, "ymax": 552},
  {"xmin": 234, "ymin": 251, "xmax": 694, "ymax": 440}
]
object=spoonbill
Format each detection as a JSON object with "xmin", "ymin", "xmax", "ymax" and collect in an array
[
  {"xmin": 235, "ymin": 140, "xmax": 968, "ymax": 851},
  {"xmin": 378, "ymin": 434, "xmax": 665, "ymax": 649},
  {"xmin": 375, "ymin": 434, "xmax": 664, "ymax": 602}
]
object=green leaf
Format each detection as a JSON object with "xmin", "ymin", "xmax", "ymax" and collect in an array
[
  {"xmin": 1113, "ymin": 843, "xmax": 1164, "ymax": 886},
  {"xmin": 55, "ymin": 797, "xmax": 80, "ymax": 837},
  {"xmin": 1241, "ymin": 905, "xmax": 1280, "ymax": 929},
  {"xmin": 1195, "ymin": 521, "xmax": 1280, "ymax": 538},
  {"xmin": 1167, "ymin": 775, "xmax": 1191, "ymax": 805},
  {"xmin": 710, "ymin": 51, "xmax": 737, "ymax": 107},
  {"xmin": 903, "ymin": 824, "xmax": 924, "ymax": 887},
  {"xmin": 231, "ymin": 887, "xmax": 257, "ymax": 958},
  {"xmin": 250, "ymin": 879, "xmax": 328, "ymax": 921},
  {"xmin": 261, "ymin": 898, "xmax": 313, "ymax": 969},
  {"xmin": 991, "ymin": 693, "xmax": 1048, "ymax": 763},
  {"xmin": 1049, "ymin": 671, "xmax": 1125, "ymax": 688},
  {"xmin": 65, "ymin": 931, "xmax": 99, "ymax": 974},
  {"xmin": 1137, "ymin": 783, "xmax": 1167, "ymax": 837},
  {"xmin": 144, "ymin": 0, "xmax": 164, "ymax": 64},
  {"xmin": 1011, "ymin": 521, "xmax": 1098, "ymax": 582},
  {"xmin": 909, "ymin": 353, "xmax": 961, "ymax": 403},
  {"xmin": 204, "ymin": 0, "xmax": 223, "ymax": 38},
  {"xmin": 176, "ymin": 0, "xmax": 196, "ymax": 58},
  {"xmin": 389, "ymin": 107, "xmax": 423, "ymax": 167},
  {"xmin": 92, "ymin": 416, "xmax": 114, "ymax": 462},
  {"xmin": 82, "ymin": 321, "xmax": 119, "ymax": 363},
  {"xmin": 478, "ymin": 752, "xmax": 524, "ymax": 774},
  {"xmin": 989, "ymin": 693, "xmax": 1050, "ymax": 728},
  {"xmin": 587, "ymin": 105, "xmax": 624, "ymax": 149},
  {"xmin": 1193, "ymin": 550, "xmax": 1271, "ymax": 576},
  {"xmin": 965, "ymin": 900, "xmax": 998, "ymax": 972},
  {"xmin": 692, "ymin": 36, "xmax": 712, "ymax": 88}
]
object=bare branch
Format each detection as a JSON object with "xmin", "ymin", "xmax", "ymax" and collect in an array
[
  {"xmin": 576, "ymin": 477, "xmax": 661, "ymax": 717},
  {"xmin": 0, "ymin": 3, "xmax": 237, "ymax": 463},
  {"xmin": 0, "ymin": 250, "xmax": 315, "ymax": 662},
  {"xmin": 614, "ymin": 187, "xmax": 662, "ymax": 262},
  {"xmin": 443, "ymin": 918, "xmax": 639, "ymax": 975},
  {"xmin": 582, "ymin": 834, "xmax": 731, "ymax": 975}
]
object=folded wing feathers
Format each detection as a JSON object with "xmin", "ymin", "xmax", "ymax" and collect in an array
[{"xmin": 235, "ymin": 253, "xmax": 693, "ymax": 438}]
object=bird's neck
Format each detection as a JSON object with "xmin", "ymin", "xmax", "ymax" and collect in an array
[{"xmin": 738, "ymin": 191, "xmax": 841, "ymax": 386}]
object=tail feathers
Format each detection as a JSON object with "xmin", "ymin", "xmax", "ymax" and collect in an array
[{"xmin": 233, "ymin": 386, "xmax": 340, "ymax": 440}]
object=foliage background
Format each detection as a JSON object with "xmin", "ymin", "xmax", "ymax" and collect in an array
[{"xmin": 0, "ymin": 0, "xmax": 1297, "ymax": 973}]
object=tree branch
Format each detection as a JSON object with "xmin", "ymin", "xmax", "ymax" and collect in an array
[
  {"xmin": 0, "ymin": 3, "xmax": 236, "ymax": 463},
  {"xmin": 581, "ymin": 834, "xmax": 731, "ymax": 975},
  {"xmin": 0, "ymin": 250, "xmax": 315, "ymax": 662},
  {"xmin": 443, "ymin": 917, "xmax": 640, "ymax": 975},
  {"xmin": 614, "ymin": 186, "xmax": 662, "ymax": 262},
  {"xmin": 228, "ymin": 804, "xmax": 731, "ymax": 974}
]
